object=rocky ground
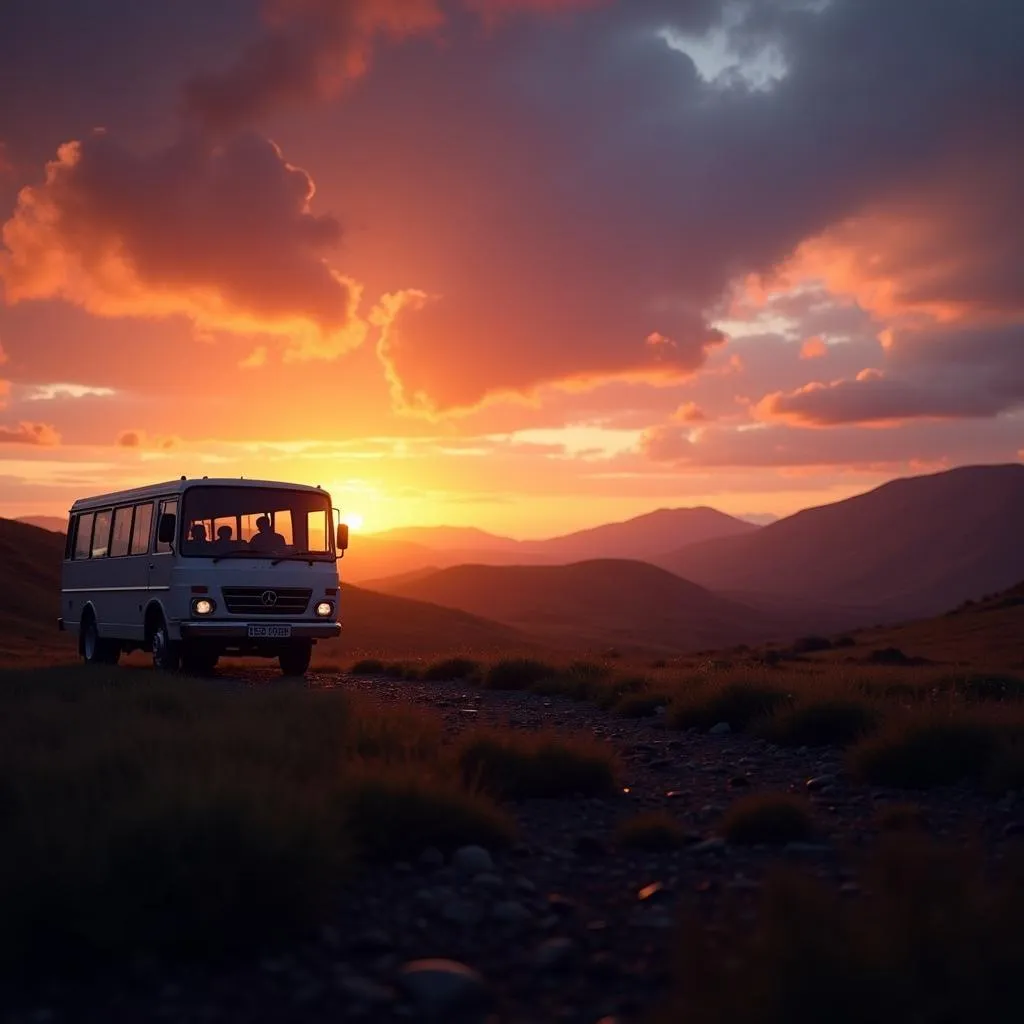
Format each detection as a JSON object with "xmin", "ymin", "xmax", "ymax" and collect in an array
[{"xmin": 6, "ymin": 670, "xmax": 1022, "ymax": 1024}]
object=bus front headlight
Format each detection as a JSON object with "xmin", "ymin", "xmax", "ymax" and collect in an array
[
  {"xmin": 315, "ymin": 601, "xmax": 334, "ymax": 617},
  {"xmin": 192, "ymin": 598, "xmax": 216, "ymax": 616}
]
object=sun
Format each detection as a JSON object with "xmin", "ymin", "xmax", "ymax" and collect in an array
[{"xmin": 345, "ymin": 511, "xmax": 364, "ymax": 531}]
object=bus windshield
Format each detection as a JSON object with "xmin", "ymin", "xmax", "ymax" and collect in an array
[{"xmin": 179, "ymin": 486, "xmax": 334, "ymax": 559}]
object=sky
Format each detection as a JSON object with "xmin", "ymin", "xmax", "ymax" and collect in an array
[{"xmin": 1, "ymin": 0, "xmax": 1022, "ymax": 537}]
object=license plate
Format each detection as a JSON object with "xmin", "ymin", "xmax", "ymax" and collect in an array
[{"xmin": 247, "ymin": 624, "xmax": 292, "ymax": 639}]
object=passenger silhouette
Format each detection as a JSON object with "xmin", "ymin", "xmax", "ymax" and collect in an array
[
  {"xmin": 248, "ymin": 515, "xmax": 286, "ymax": 553},
  {"xmin": 189, "ymin": 523, "xmax": 208, "ymax": 546},
  {"xmin": 214, "ymin": 524, "xmax": 234, "ymax": 551}
]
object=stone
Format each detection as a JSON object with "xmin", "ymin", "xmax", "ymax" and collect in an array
[
  {"xmin": 452, "ymin": 845, "xmax": 495, "ymax": 874},
  {"xmin": 419, "ymin": 847, "xmax": 445, "ymax": 869},
  {"xmin": 709, "ymin": 722, "xmax": 732, "ymax": 736},
  {"xmin": 397, "ymin": 959, "xmax": 488, "ymax": 1019},
  {"xmin": 689, "ymin": 837, "xmax": 727, "ymax": 854},
  {"xmin": 574, "ymin": 834, "xmax": 607, "ymax": 858},
  {"xmin": 1002, "ymin": 821, "xmax": 1024, "ymax": 839},
  {"xmin": 806, "ymin": 775, "xmax": 837, "ymax": 792},
  {"xmin": 339, "ymin": 976, "xmax": 396, "ymax": 1006},
  {"xmin": 534, "ymin": 937, "xmax": 577, "ymax": 971},
  {"xmin": 492, "ymin": 900, "xmax": 532, "ymax": 925},
  {"xmin": 441, "ymin": 898, "xmax": 485, "ymax": 926}
]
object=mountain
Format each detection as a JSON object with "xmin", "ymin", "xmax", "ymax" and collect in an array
[
  {"xmin": 15, "ymin": 515, "xmax": 67, "ymax": 534},
  {"xmin": 658, "ymin": 464, "xmax": 1024, "ymax": 619},
  {"xmin": 346, "ymin": 506, "xmax": 757, "ymax": 582},
  {"xmin": 371, "ymin": 558, "xmax": 791, "ymax": 654},
  {"xmin": 0, "ymin": 518, "xmax": 539, "ymax": 666}
]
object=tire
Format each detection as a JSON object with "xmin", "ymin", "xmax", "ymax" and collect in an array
[
  {"xmin": 279, "ymin": 640, "xmax": 313, "ymax": 677},
  {"xmin": 151, "ymin": 617, "xmax": 181, "ymax": 673},
  {"xmin": 81, "ymin": 614, "xmax": 120, "ymax": 666}
]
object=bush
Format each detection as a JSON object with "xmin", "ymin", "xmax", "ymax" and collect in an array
[
  {"xmin": 350, "ymin": 658, "xmax": 386, "ymax": 676},
  {"xmin": 342, "ymin": 770, "xmax": 516, "ymax": 860},
  {"xmin": 383, "ymin": 661, "xmax": 421, "ymax": 680},
  {"xmin": 758, "ymin": 698, "xmax": 880, "ymax": 748},
  {"xmin": 616, "ymin": 811, "xmax": 688, "ymax": 851},
  {"xmin": 422, "ymin": 657, "xmax": 481, "ymax": 682},
  {"xmin": 614, "ymin": 691, "xmax": 671, "ymax": 718},
  {"xmin": 948, "ymin": 673, "xmax": 1024, "ymax": 702},
  {"xmin": 719, "ymin": 793, "xmax": 815, "ymax": 846},
  {"xmin": 791, "ymin": 636, "xmax": 833, "ymax": 654},
  {"xmin": 455, "ymin": 729, "xmax": 619, "ymax": 799},
  {"xmin": 849, "ymin": 717, "xmax": 1000, "ymax": 789},
  {"xmin": 669, "ymin": 682, "xmax": 792, "ymax": 733},
  {"xmin": 483, "ymin": 658, "xmax": 558, "ymax": 690},
  {"xmin": 652, "ymin": 837, "xmax": 1024, "ymax": 1024}
]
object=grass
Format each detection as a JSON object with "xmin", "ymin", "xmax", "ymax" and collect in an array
[
  {"xmin": 719, "ymin": 793, "xmax": 816, "ymax": 846},
  {"xmin": 455, "ymin": 728, "xmax": 620, "ymax": 799},
  {"xmin": 653, "ymin": 837, "xmax": 1024, "ymax": 1024},
  {"xmin": 669, "ymin": 680, "xmax": 793, "ymax": 733},
  {"xmin": 422, "ymin": 656, "xmax": 481, "ymax": 682},
  {"xmin": 613, "ymin": 691, "xmax": 672, "ymax": 718},
  {"xmin": 483, "ymin": 657, "xmax": 559, "ymax": 690},
  {"xmin": 349, "ymin": 658, "xmax": 386, "ymax": 675},
  {"xmin": 0, "ymin": 666, "xmax": 518, "ymax": 978},
  {"xmin": 757, "ymin": 697, "xmax": 881, "ymax": 747},
  {"xmin": 616, "ymin": 811, "xmax": 689, "ymax": 851}
]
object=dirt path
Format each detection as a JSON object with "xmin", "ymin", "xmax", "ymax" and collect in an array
[{"xmin": 9, "ymin": 670, "xmax": 1021, "ymax": 1024}]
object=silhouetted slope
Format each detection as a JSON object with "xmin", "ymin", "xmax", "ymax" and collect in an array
[
  {"xmin": 375, "ymin": 558, "xmax": 783, "ymax": 653},
  {"xmin": 0, "ymin": 518, "xmax": 67, "ymax": 657},
  {"xmin": 15, "ymin": 515, "xmax": 67, "ymax": 534},
  {"xmin": 659, "ymin": 464, "xmax": 1024, "ymax": 618}
]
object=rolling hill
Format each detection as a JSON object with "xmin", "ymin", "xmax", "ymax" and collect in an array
[
  {"xmin": 0, "ymin": 518, "xmax": 539, "ymax": 666},
  {"xmin": 370, "ymin": 558, "xmax": 794, "ymax": 654},
  {"xmin": 15, "ymin": 515, "xmax": 66, "ymax": 534},
  {"xmin": 657, "ymin": 464, "xmax": 1024, "ymax": 619}
]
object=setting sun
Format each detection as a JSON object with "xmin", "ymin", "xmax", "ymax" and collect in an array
[{"xmin": 345, "ymin": 512, "xmax": 364, "ymax": 531}]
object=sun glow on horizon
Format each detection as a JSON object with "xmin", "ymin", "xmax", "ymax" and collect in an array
[{"xmin": 345, "ymin": 511, "xmax": 365, "ymax": 531}]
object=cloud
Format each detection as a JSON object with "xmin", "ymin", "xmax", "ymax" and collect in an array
[
  {"xmin": 800, "ymin": 336, "xmax": 827, "ymax": 359},
  {"xmin": 117, "ymin": 430, "xmax": 179, "ymax": 450},
  {"xmin": 0, "ymin": 421, "xmax": 61, "ymax": 445},
  {"xmin": 1, "ymin": 131, "xmax": 364, "ymax": 360},
  {"xmin": 671, "ymin": 401, "xmax": 708, "ymax": 423},
  {"xmin": 184, "ymin": 0, "xmax": 603, "ymax": 132},
  {"xmin": 25, "ymin": 382, "xmax": 117, "ymax": 401}
]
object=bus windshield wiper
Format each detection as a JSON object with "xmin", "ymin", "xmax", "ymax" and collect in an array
[
  {"xmin": 210, "ymin": 549, "xmax": 263, "ymax": 563},
  {"xmin": 270, "ymin": 550, "xmax": 330, "ymax": 565}
]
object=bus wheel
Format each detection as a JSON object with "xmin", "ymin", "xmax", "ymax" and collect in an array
[
  {"xmin": 81, "ymin": 613, "xmax": 120, "ymax": 666},
  {"xmin": 151, "ymin": 619, "xmax": 181, "ymax": 673},
  {"xmin": 279, "ymin": 641, "xmax": 312, "ymax": 677}
]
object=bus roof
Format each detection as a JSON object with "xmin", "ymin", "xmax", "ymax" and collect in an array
[{"xmin": 69, "ymin": 478, "xmax": 330, "ymax": 512}]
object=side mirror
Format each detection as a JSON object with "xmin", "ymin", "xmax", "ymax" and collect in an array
[
  {"xmin": 157, "ymin": 513, "xmax": 177, "ymax": 545},
  {"xmin": 336, "ymin": 522, "xmax": 349, "ymax": 552}
]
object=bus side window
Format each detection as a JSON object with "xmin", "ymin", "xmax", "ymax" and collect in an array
[
  {"xmin": 74, "ymin": 513, "xmax": 95, "ymax": 560},
  {"xmin": 64, "ymin": 516, "xmax": 77, "ymax": 560},
  {"xmin": 91, "ymin": 509, "xmax": 113, "ymax": 558},
  {"xmin": 154, "ymin": 499, "xmax": 178, "ymax": 554},
  {"xmin": 131, "ymin": 503, "xmax": 154, "ymax": 556}
]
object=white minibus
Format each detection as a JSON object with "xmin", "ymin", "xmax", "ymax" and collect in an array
[{"xmin": 59, "ymin": 477, "xmax": 349, "ymax": 675}]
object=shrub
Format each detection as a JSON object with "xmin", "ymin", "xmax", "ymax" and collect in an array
[
  {"xmin": 758, "ymin": 698, "xmax": 880, "ymax": 748},
  {"xmin": 791, "ymin": 636, "xmax": 833, "ymax": 654},
  {"xmin": 614, "ymin": 691, "xmax": 671, "ymax": 718},
  {"xmin": 422, "ymin": 657, "xmax": 481, "ymax": 682},
  {"xmin": 350, "ymin": 658, "xmax": 386, "ymax": 676},
  {"xmin": 484, "ymin": 658, "xmax": 558, "ymax": 690},
  {"xmin": 719, "ymin": 793, "xmax": 815, "ymax": 846},
  {"xmin": 849, "ymin": 717, "xmax": 1000, "ymax": 789},
  {"xmin": 949, "ymin": 673, "xmax": 1024, "ymax": 702},
  {"xmin": 652, "ymin": 837, "xmax": 1024, "ymax": 1024},
  {"xmin": 383, "ymin": 661, "xmax": 421, "ymax": 680},
  {"xmin": 341, "ymin": 770, "xmax": 516, "ymax": 860},
  {"xmin": 669, "ymin": 682, "xmax": 792, "ymax": 733},
  {"xmin": 455, "ymin": 729, "xmax": 619, "ymax": 799},
  {"xmin": 616, "ymin": 811, "xmax": 688, "ymax": 851}
]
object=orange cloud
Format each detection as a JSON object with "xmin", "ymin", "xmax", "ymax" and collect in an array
[
  {"xmin": 671, "ymin": 401, "xmax": 708, "ymax": 423},
  {"xmin": 117, "ymin": 430, "xmax": 180, "ymax": 451},
  {"xmin": 800, "ymin": 336, "xmax": 828, "ymax": 359},
  {"xmin": 1, "ymin": 132, "xmax": 365, "ymax": 360},
  {"xmin": 0, "ymin": 421, "xmax": 61, "ymax": 445}
]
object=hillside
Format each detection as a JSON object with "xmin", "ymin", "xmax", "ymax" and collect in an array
[
  {"xmin": 372, "ymin": 558, "xmax": 791, "ymax": 654},
  {"xmin": 658, "ymin": 464, "xmax": 1024, "ymax": 619},
  {"xmin": 15, "ymin": 515, "xmax": 66, "ymax": 533},
  {"xmin": 0, "ymin": 519, "xmax": 538, "ymax": 666}
]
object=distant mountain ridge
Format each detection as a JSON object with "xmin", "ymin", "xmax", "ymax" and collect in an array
[{"xmin": 15, "ymin": 515, "xmax": 66, "ymax": 534}]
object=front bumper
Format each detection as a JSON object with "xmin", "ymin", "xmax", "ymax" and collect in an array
[{"xmin": 179, "ymin": 622, "xmax": 341, "ymax": 640}]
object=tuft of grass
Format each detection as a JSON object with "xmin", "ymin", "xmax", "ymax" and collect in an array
[
  {"xmin": 613, "ymin": 691, "xmax": 671, "ymax": 718},
  {"xmin": 848, "ymin": 716, "xmax": 1000, "ymax": 789},
  {"xmin": 455, "ymin": 728, "xmax": 619, "ymax": 799},
  {"xmin": 875, "ymin": 802, "xmax": 929, "ymax": 833},
  {"xmin": 719, "ymin": 793, "xmax": 815, "ymax": 846},
  {"xmin": 350, "ymin": 658, "xmax": 386, "ymax": 676},
  {"xmin": 757, "ymin": 698, "xmax": 881, "ymax": 748},
  {"xmin": 484, "ymin": 658, "xmax": 558, "ymax": 691},
  {"xmin": 422, "ymin": 657, "xmax": 481, "ymax": 682},
  {"xmin": 616, "ymin": 811, "xmax": 688, "ymax": 851},
  {"xmin": 947, "ymin": 673, "xmax": 1024, "ymax": 702},
  {"xmin": 342, "ymin": 770, "xmax": 516, "ymax": 860},
  {"xmin": 669, "ymin": 681, "xmax": 793, "ymax": 733},
  {"xmin": 653, "ymin": 837, "xmax": 1024, "ymax": 1024}
]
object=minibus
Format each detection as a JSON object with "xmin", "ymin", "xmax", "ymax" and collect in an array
[{"xmin": 59, "ymin": 477, "xmax": 349, "ymax": 675}]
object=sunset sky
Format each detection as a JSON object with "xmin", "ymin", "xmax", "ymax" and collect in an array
[{"xmin": 1, "ymin": 0, "xmax": 1021, "ymax": 536}]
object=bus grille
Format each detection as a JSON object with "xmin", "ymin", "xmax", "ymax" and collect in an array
[{"xmin": 221, "ymin": 587, "xmax": 312, "ymax": 615}]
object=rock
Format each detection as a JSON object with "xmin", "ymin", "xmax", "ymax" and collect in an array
[
  {"xmin": 419, "ymin": 847, "xmax": 445, "ymax": 869},
  {"xmin": 441, "ymin": 897, "xmax": 484, "ymax": 926},
  {"xmin": 547, "ymin": 893, "xmax": 577, "ymax": 917},
  {"xmin": 320, "ymin": 925, "xmax": 341, "ymax": 948},
  {"xmin": 351, "ymin": 928, "xmax": 394, "ymax": 954},
  {"xmin": 471, "ymin": 872, "xmax": 504, "ymax": 890},
  {"xmin": 339, "ymin": 976, "xmax": 396, "ymax": 1006},
  {"xmin": 783, "ymin": 842, "xmax": 831, "ymax": 855},
  {"xmin": 709, "ymin": 722, "xmax": 732, "ymax": 736},
  {"xmin": 636, "ymin": 881, "xmax": 671, "ymax": 903},
  {"xmin": 1002, "ymin": 821, "xmax": 1024, "ymax": 839},
  {"xmin": 689, "ymin": 837, "xmax": 727, "ymax": 854},
  {"xmin": 514, "ymin": 876, "xmax": 538, "ymax": 894},
  {"xmin": 398, "ymin": 959, "xmax": 488, "ymax": 1019},
  {"xmin": 452, "ymin": 845, "xmax": 495, "ymax": 875},
  {"xmin": 492, "ymin": 900, "xmax": 532, "ymax": 925},
  {"xmin": 574, "ymin": 834, "xmax": 607, "ymax": 858},
  {"xmin": 806, "ymin": 775, "xmax": 837, "ymax": 791},
  {"xmin": 729, "ymin": 775, "xmax": 750, "ymax": 788},
  {"xmin": 629, "ymin": 906, "xmax": 675, "ymax": 929},
  {"xmin": 534, "ymin": 937, "xmax": 577, "ymax": 971}
]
